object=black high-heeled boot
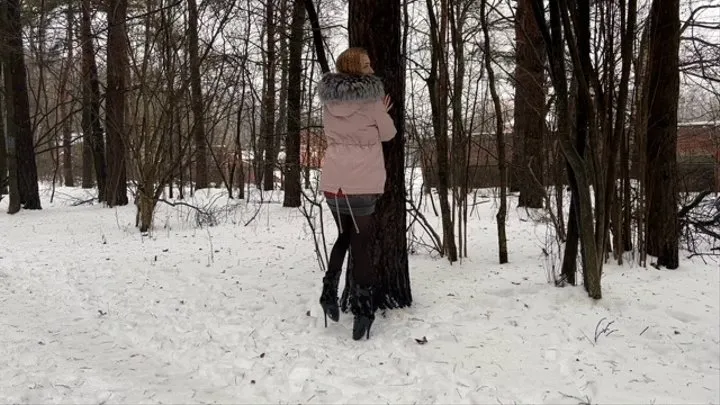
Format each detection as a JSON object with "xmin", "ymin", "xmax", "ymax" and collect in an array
[
  {"xmin": 350, "ymin": 286, "xmax": 375, "ymax": 340},
  {"xmin": 319, "ymin": 271, "xmax": 341, "ymax": 327}
]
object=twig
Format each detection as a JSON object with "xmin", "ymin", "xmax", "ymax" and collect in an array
[
  {"xmin": 71, "ymin": 198, "xmax": 96, "ymax": 206},
  {"xmin": 559, "ymin": 391, "xmax": 593, "ymax": 405},
  {"xmin": 157, "ymin": 198, "xmax": 210, "ymax": 217},
  {"xmin": 406, "ymin": 197, "xmax": 443, "ymax": 254},
  {"xmin": 244, "ymin": 201, "xmax": 264, "ymax": 227},
  {"xmin": 300, "ymin": 188, "xmax": 329, "ymax": 274},
  {"xmin": 594, "ymin": 317, "xmax": 618, "ymax": 343}
]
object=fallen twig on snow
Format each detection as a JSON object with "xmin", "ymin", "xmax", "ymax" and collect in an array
[{"xmin": 594, "ymin": 317, "xmax": 618, "ymax": 343}]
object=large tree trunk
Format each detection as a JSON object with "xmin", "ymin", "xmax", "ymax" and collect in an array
[
  {"xmin": 514, "ymin": 0, "xmax": 545, "ymax": 209},
  {"xmin": 105, "ymin": 0, "xmax": 129, "ymax": 207},
  {"xmin": 5, "ymin": 0, "xmax": 40, "ymax": 210},
  {"xmin": 1, "ymin": 60, "xmax": 20, "ymax": 214},
  {"xmin": 80, "ymin": 0, "xmax": 105, "ymax": 198},
  {"xmin": 343, "ymin": 0, "xmax": 411, "ymax": 309},
  {"xmin": 282, "ymin": 0, "xmax": 304, "ymax": 207},
  {"xmin": 645, "ymin": 0, "xmax": 680, "ymax": 269},
  {"xmin": 0, "ymin": 64, "xmax": 7, "ymax": 196},
  {"xmin": 262, "ymin": 0, "xmax": 277, "ymax": 191},
  {"xmin": 188, "ymin": 0, "xmax": 208, "ymax": 190}
]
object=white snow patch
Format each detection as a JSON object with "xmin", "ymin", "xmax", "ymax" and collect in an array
[{"xmin": 0, "ymin": 185, "xmax": 718, "ymax": 404}]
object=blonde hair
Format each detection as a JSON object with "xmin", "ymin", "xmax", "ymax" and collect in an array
[{"xmin": 336, "ymin": 47, "xmax": 368, "ymax": 75}]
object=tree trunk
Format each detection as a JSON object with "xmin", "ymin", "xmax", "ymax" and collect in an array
[
  {"xmin": 5, "ymin": 0, "xmax": 40, "ymax": 210},
  {"xmin": 531, "ymin": 0, "xmax": 602, "ymax": 294},
  {"xmin": 515, "ymin": 0, "xmax": 545, "ymax": 209},
  {"xmin": 426, "ymin": 0, "xmax": 458, "ymax": 262},
  {"xmin": 262, "ymin": 0, "xmax": 278, "ymax": 191},
  {"xmin": 531, "ymin": 0, "xmax": 578, "ymax": 286},
  {"xmin": 344, "ymin": 0, "xmax": 411, "ymax": 309},
  {"xmin": 283, "ymin": 0, "xmax": 304, "ymax": 208},
  {"xmin": 304, "ymin": 0, "xmax": 330, "ymax": 73},
  {"xmin": 481, "ymin": 0, "xmax": 508, "ymax": 264},
  {"xmin": 449, "ymin": 2, "xmax": 467, "ymax": 258},
  {"xmin": 645, "ymin": 0, "xmax": 680, "ymax": 269},
  {"xmin": 62, "ymin": 3, "xmax": 75, "ymax": 188},
  {"xmin": 80, "ymin": 0, "xmax": 105, "ymax": 198},
  {"xmin": 138, "ymin": 192, "xmax": 156, "ymax": 233},
  {"xmin": 611, "ymin": 0, "xmax": 637, "ymax": 264},
  {"xmin": 0, "ymin": 64, "xmax": 7, "ymax": 196},
  {"xmin": 161, "ymin": 0, "xmax": 176, "ymax": 200},
  {"xmin": 188, "ymin": 0, "xmax": 208, "ymax": 189},
  {"xmin": 558, "ymin": 21, "xmax": 583, "ymax": 288},
  {"xmin": 61, "ymin": 106, "xmax": 74, "ymax": 187},
  {"xmin": 105, "ymin": 0, "xmax": 129, "ymax": 207},
  {"xmin": 572, "ymin": 66, "xmax": 590, "ymax": 289},
  {"xmin": 235, "ymin": 105, "xmax": 245, "ymax": 199},
  {"xmin": 275, "ymin": 0, "xmax": 289, "ymax": 190},
  {"xmin": 1, "ymin": 60, "xmax": 20, "ymax": 214}
]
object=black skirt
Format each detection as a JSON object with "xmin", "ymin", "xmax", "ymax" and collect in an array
[{"xmin": 325, "ymin": 193, "xmax": 378, "ymax": 217}]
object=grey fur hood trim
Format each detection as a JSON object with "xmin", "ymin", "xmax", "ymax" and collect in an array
[{"xmin": 318, "ymin": 73, "xmax": 385, "ymax": 103}]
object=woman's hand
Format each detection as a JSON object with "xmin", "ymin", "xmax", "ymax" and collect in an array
[{"xmin": 383, "ymin": 95, "xmax": 394, "ymax": 112}]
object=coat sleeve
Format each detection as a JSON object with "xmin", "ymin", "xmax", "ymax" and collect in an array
[{"xmin": 374, "ymin": 100, "xmax": 397, "ymax": 142}]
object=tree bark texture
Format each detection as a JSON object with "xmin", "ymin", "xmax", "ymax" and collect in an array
[
  {"xmin": 0, "ymin": 63, "xmax": 7, "ymax": 196},
  {"xmin": 514, "ymin": 0, "xmax": 546, "ymax": 209},
  {"xmin": 80, "ymin": 0, "xmax": 106, "ymax": 198},
  {"xmin": 283, "ymin": 0, "xmax": 304, "ymax": 207},
  {"xmin": 645, "ymin": 0, "xmax": 680, "ymax": 269},
  {"xmin": 4, "ymin": 0, "xmax": 40, "ymax": 210},
  {"xmin": 188, "ymin": 0, "xmax": 208, "ymax": 189},
  {"xmin": 343, "ymin": 0, "xmax": 411, "ymax": 309},
  {"xmin": 262, "ymin": 0, "xmax": 277, "ymax": 191},
  {"xmin": 105, "ymin": 0, "xmax": 129, "ymax": 206}
]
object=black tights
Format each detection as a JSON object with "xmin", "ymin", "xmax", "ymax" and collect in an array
[{"xmin": 327, "ymin": 212, "xmax": 376, "ymax": 288}]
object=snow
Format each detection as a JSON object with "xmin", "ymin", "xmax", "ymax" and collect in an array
[{"xmin": 0, "ymin": 184, "xmax": 718, "ymax": 404}]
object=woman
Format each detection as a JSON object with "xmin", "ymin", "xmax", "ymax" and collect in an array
[{"xmin": 317, "ymin": 47, "xmax": 396, "ymax": 340}]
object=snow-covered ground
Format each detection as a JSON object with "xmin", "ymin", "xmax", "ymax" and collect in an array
[{"xmin": 0, "ymin": 184, "xmax": 718, "ymax": 404}]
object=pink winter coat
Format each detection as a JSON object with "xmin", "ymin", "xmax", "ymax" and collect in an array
[{"xmin": 317, "ymin": 73, "xmax": 397, "ymax": 195}]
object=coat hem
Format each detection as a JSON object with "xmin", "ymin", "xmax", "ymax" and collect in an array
[{"xmin": 320, "ymin": 185, "xmax": 385, "ymax": 195}]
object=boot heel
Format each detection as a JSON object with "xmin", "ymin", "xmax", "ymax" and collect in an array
[
  {"xmin": 319, "ymin": 272, "xmax": 341, "ymax": 326},
  {"xmin": 352, "ymin": 315, "xmax": 374, "ymax": 340},
  {"xmin": 320, "ymin": 301, "xmax": 339, "ymax": 325},
  {"xmin": 350, "ymin": 285, "xmax": 376, "ymax": 341}
]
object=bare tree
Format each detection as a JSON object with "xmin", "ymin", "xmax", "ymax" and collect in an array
[
  {"xmin": 426, "ymin": 0, "xmax": 458, "ymax": 262},
  {"xmin": 344, "ymin": 0, "xmax": 412, "ymax": 309},
  {"xmin": 481, "ymin": 0, "xmax": 508, "ymax": 264},
  {"xmin": 105, "ymin": 0, "xmax": 130, "ymax": 206},
  {"xmin": 2, "ymin": 0, "xmax": 41, "ymax": 210},
  {"xmin": 531, "ymin": 0, "xmax": 601, "ymax": 298},
  {"xmin": 283, "ymin": 0, "xmax": 305, "ymax": 207},
  {"xmin": 80, "ymin": 0, "xmax": 107, "ymax": 200},
  {"xmin": 514, "ymin": 0, "xmax": 545, "ymax": 209},
  {"xmin": 261, "ymin": 0, "xmax": 278, "ymax": 191},
  {"xmin": 0, "ymin": 63, "xmax": 7, "ymax": 197},
  {"xmin": 645, "ymin": 0, "xmax": 680, "ymax": 269},
  {"xmin": 60, "ymin": 3, "xmax": 75, "ymax": 187},
  {"xmin": 187, "ymin": 0, "xmax": 208, "ymax": 190}
]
